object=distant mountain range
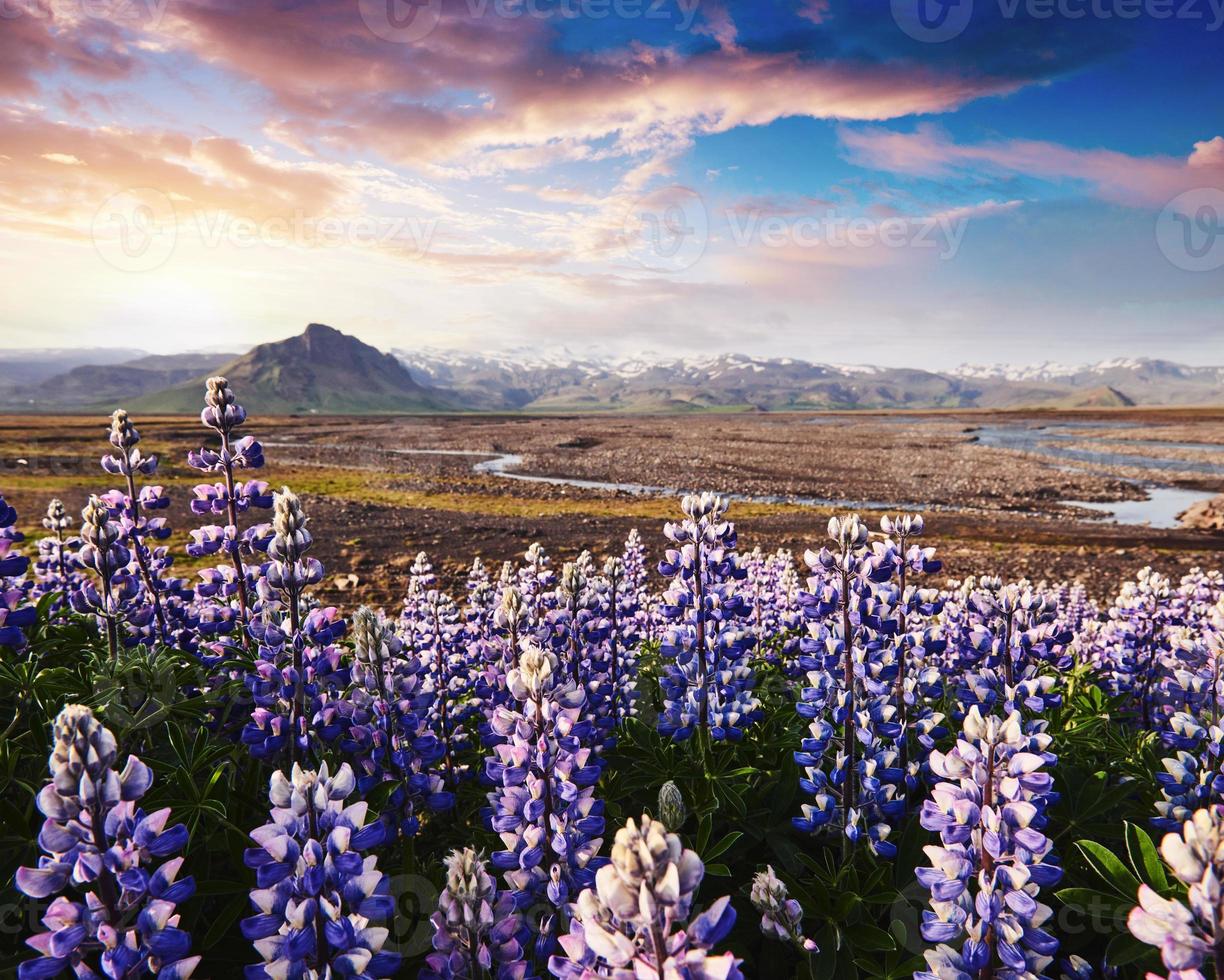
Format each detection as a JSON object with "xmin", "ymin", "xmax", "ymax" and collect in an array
[{"xmin": 2, "ymin": 324, "xmax": 1222, "ymax": 414}]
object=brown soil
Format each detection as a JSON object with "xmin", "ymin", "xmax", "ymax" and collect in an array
[{"xmin": 3, "ymin": 408, "xmax": 1223, "ymax": 609}]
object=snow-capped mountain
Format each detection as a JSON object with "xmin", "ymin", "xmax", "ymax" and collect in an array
[
  {"xmin": 9, "ymin": 330, "xmax": 1221, "ymax": 414},
  {"xmin": 394, "ymin": 348, "xmax": 1224, "ymax": 411}
]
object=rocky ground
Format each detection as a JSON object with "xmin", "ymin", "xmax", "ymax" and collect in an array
[{"xmin": 3, "ymin": 408, "xmax": 1223, "ymax": 609}]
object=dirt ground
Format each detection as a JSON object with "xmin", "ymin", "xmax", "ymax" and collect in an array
[{"xmin": 2, "ymin": 408, "xmax": 1223, "ymax": 609}]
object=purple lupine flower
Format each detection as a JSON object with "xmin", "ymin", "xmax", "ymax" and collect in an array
[
  {"xmin": 246, "ymin": 487, "xmax": 327, "ymax": 765},
  {"xmin": 422, "ymin": 848, "xmax": 528, "ymax": 980},
  {"xmin": 1, "ymin": 495, "xmax": 36, "ymax": 649},
  {"xmin": 656, "ymin": 492, "xmax": 760, "ymax": 742},
  {"xmin": 401, "ymin": 552, "xmax": 477, "ymax": 788},
  {"xmin": 916, "ymin": 706, "xmax": 1062, "ymax": 979},
  {"xmin": 547, "ymin": 812, "xmax": 742, "ymax": 979},
  {"xmin": 485, "ymin": 644, "xmax": 606, "ymax": 963},
  {"xmin": 324, "ymin": 605, "xmax": 454, "ymax": 839},
  {"xmin": 1155, "ymin": 712, "xmax": 1224, "ymax": 832},
  {"xmin": 100, "ymin": 409, "xmax": 179, "ymax": 646},
  {"xmin": 70, "ymin": 495, "xmax": 143, "ymax": 660},
  {"xmin": 751, "ymin": 865, "xmax": 818, "ymax": 953},
  {"xmin": 597, "ymin": 555, "xmax": 641, "ymax": 730},
  {"xmin": 241, "ymin": 761, "xmax": 398, "ymax": 978},
  {"xmin": 187, "ymin": 376, "xmax": 270, "ymax": 629},
  {"xmin": 33, "ymin": 498, "xmax": 83, "ymax": 609},
  {"xmin": 16, "ymin": 705, "xmax": 199, "ymax": 980},
  {"xmin": 1, "ymin": 493, "xmax": 29, "ymax": 578},
  {"xmin": 1129, "ymin": 805, "xmax": 1224, "ymax": 978},
  {"xmin": 793, "ymin": 514, "xmax": 906, "ymax": 857}
]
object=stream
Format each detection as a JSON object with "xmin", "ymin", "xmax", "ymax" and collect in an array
[{"xmin": 268, "ymin": 421, "xmax": 1223, "ymax": 529}]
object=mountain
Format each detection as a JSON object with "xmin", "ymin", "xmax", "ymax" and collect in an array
[
  {"xmin": 397, "ymin": 349, "xmax": 987, "ymax": 411},
  {"xmin": 0, "ymin": 347, "xmax": 146, "ymax": 389},
  {"xmin": 397, "ymin": 349, "xmax": 1224, "ymax": 412},
  {"xmin": 0, "ymin": 352, "xmax": 238, "ymax": 410},
  {"xmin": 5, "ymin": 334, "xmax": 1223, "ymax": 413},
  {"xmin": 951, "ymin": 359, "xmax": 1224, "ymax": 406},
  {"xmin": 129, "ymin": 324, "xmax": 453, "ymax": 415}
]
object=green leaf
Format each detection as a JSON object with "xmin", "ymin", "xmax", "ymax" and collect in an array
[
  {"xmin": 1076, "ymin": 840, "xmax": 1142, "ymax": 899},
  {"xmin": 1124, "ymin": 821, "xmax": 1169, "ymax": 892},
  {"xmin": 845, "ymin": 923, "xmax": 897, "ymax": 952},
  {"xmin": 703, "ymin": 831, "xmax": 742, "ymax": 860},
  {"xmin": 200, "ymin": 893, "xmax": 249, "ymax": 950}
]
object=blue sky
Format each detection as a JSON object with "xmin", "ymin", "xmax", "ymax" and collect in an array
[{"xmin": 0, "ymin": 0, "xmax": 1221, "ymax": 368}]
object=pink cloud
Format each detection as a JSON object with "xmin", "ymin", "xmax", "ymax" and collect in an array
[{"xmin": 840, "ymin": 123, "xmax": 1224, "ymax": 208}]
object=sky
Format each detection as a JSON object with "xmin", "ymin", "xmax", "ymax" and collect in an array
[{"xmin": 1, "ymin": 0, "xmax": 1222, "ymax": 370}]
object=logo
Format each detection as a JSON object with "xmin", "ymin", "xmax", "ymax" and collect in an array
[
  {"xmin": 1156, "ymin": 187, "xmax": 1224, "ymax": 272},
  {"xmin": 892, "ymin": 0, "xmax": 974, "ymax": 41},
  {"xmin": 358, "ymin": 0, "xmax": 444, "ymax": 43},
  {"xmin": 91, "ymin": 187, "xmax": 177, "ymax": 273},
  {"xmin": 622, "ymin": 186, "xmax": 708, "ymax": 273}
]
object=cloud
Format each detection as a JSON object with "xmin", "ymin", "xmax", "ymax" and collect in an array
[
  {"xmin": 135, "ymin": 0, "xmax": 1029, "ymax": 176},
  {"xmin": 839, "ymin": 124, "xmax": 1224, "ymax": 208}
]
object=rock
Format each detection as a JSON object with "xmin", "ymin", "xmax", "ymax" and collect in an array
[
  {"xmin": 333, "ymin": 573, "xmax": 360, "ymax": 592},
  {"xmin": 1178, "ymin": 494, "xmax": 1224, "ymax": 532}
]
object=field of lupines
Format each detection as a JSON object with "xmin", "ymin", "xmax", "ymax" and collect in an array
[{"xmin": 3, "ymin": 380, "xmax": 1224, "ymax": 979}]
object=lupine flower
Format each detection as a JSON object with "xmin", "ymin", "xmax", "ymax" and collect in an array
[
  {"xmin": 245, "ymin": 487, "xmax": 328, "ymax": 765},
  {"xmin": 0, "ymin": 493, "xmax": 27, "ymax": 577},
  {"xmin": 656, "ymin": 493, "xmax": 760, "ymax": 743},
  {"xmin": 916, "ymin": 706, "xmax": 1061, "ymax": 979},
  {"xmin": 793, "ymin": 514, "xmax": 905, "ymax": 857},
  {"xmin": 16, "ymin": 705, "xmax": 199, "ymax": 980},
  {"xmin": 485, "ymin": 644, "xmax": 606, "ymax": 963},
  {"xmin": 69, "ymin": 495, "xmax": 145, "ymax": 659},
  {"xmin": 1128, "ymin": 805, "xmax": 1224, "ymax": 978},
  {"xmin": 187, "ymin": 376, "xmax": 270, "ymax": 629},
  {"xmin": 241, "ymin": 762, "xmax": 398, "ymax": 978},
  {"xmin": 324, "ymin": 605, "xmax": 454, "ymax": 839},
  {"xmin": 402, "ymin": 554, "xmax": 477, "ymax": 788},
  {"xmin": 423, "ymin": 847, "xmax": 528, "ymax": 980},
  {"xmin": 658, "ymin": 780, "xmax": 687, "ymax": 830},
  {"xmin": 750, "ymin": 865, "xmax": 818, "ymax": 953},
  {"xmin": 100, "ymin": 409, "xmax": 181, "ymax": 646},
  {"xmin": 33, "ymin": 498, "xmax": 83, "ymax": 607},
  {"xmin": 1, "ymin": 495, "xmax": 36, "ymax": 649},
  {"xmin": 548, "ymin": 812, "xmax": 742, "ymax": 979}
]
